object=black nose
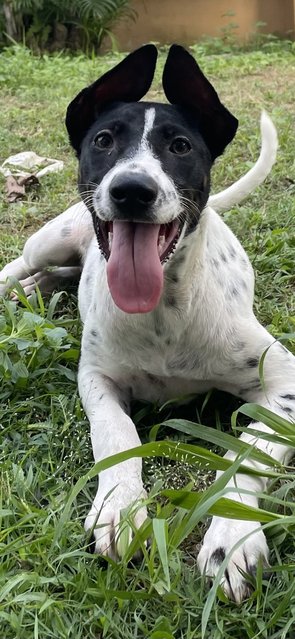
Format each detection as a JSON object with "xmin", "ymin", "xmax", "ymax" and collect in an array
[{"xmin": 109, "ymin": 173, "xmax": 158, "ymax": 216}]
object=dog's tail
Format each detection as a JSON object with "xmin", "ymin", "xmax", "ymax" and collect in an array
[{"xmin": 208, "ymin": 111, "xmax": 278, "ymax": 212}]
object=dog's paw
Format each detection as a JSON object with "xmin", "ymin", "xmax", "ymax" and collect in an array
[
  {"xmin": 11, "ymin": 271, "xmax": 60, "ymax": 298},
  {"xmin": 84, "ymin": 481, "xmax": 148, "ymax": 560},
  {"xmin": 197, "ymin": 517, "xmax": 269, "ymax": 603}
]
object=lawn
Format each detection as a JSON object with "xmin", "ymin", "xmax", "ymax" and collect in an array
[{"xmin": 0, "ymin": 40, "xmax": 295, "ymax": 639}]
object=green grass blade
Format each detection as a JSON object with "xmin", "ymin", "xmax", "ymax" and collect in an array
[
  {"xmin": 152, "ymin": 519, "xmax": 170, "ymax": 591},
  {"xmin": 233, "ymin": 403, "xmax": 295, "ymax": 438},
  {"xmin": 162, "ymin": 489, "xmax": 281, "ymax": 522},
  {"xmin": 160, "ymin": 418, "xmax": 278, "ymax": 466}
]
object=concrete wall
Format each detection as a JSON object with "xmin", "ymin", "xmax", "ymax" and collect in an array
[{"xmin": 110, "ymin": 0, "xmax": 295, "ymax": 50}]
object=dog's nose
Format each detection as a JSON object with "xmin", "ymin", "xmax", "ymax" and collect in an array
[{"xmin": 109, "ymin": 173, "xmax": 158, "ymax": 215}]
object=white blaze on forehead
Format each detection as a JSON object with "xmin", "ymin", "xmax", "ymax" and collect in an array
[{"xmin": 140, "ymin": 107, "xmax": 156, "ymax": 149}]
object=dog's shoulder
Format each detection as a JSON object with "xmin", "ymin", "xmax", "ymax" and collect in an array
[{"xmin": 204, "ymin": 205, "xmax": 253, "ymax": 279}]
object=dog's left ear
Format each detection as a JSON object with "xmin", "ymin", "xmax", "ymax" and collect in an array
[
  {"xmin": 162, "ymin": 45, "xmax": 238, "ymax": 160},
  {"xmin": 66, "ymin": 44, "xmax": 158, "ymax": 154}
]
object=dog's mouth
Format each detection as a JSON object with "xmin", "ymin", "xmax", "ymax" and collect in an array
[{"xmin": 94, "ymin": 219, "xmax": 181, "ymax": 313}]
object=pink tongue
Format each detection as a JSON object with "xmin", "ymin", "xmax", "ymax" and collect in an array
[{"xmin": 107, "ymin": 221, "xmax": 163, "ymax": 313}]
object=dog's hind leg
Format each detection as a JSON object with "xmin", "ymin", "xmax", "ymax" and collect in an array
[
  {"xmin": 0, "ymin": 202, "xmax": 92, "ymax": 296},
  {"xmin": 197, "ymin": 320, "xmax": 295, "ymax": 602}
]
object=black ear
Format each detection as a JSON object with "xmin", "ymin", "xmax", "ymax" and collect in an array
[
  {"xmin": 162, "ymin": 45, "xmax": 238, "ymax": 160},
  {"xmin": 66, "ymin": 44, "xmax": 158, "ymax": 153}
]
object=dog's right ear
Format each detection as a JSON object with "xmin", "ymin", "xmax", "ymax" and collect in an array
[{"xmin": 66, "ymin": 44, "xmax": 158, "ymax": 154}]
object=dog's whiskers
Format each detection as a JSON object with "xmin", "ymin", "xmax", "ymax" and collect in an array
[{"xmin": 179, "ymin": 195, "xmax": 201, "ymax": 225}]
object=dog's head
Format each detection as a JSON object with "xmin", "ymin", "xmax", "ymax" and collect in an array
[{"xmin": 66, "ymin": 44, "xmax": 238, "ymax": 314}]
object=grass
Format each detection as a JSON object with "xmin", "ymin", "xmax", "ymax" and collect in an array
[{"xmin": 0, "ymin": 40, "xmax": 295, "ymax": 638}]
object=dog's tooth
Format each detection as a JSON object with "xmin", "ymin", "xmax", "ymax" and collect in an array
[
  {"xmin": 108, "ymin": 232, "xmax": 113, "ymax": 251},
  {"xmin": 158, "ymin": 235, "xmax": 165, "ymax": 255}
]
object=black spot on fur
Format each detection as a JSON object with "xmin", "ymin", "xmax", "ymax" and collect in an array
[
  {"xmin": 220, "ymin": 251, "xmax": 227, "ymax": 263},
  {"xmin": 211, "ymin": 547, "xmax": 226, "ymax": 564},
  {"xmin": 282, "ymin": 405, "xmax": 293, "ymax": 414},
  {"xmin": 246, "ymin": 357, "xmax": 259, "ymax": 368},
  {"xmin": 228, "ymin": 245, "xmax": 236, "ymax": 259},
  {"xmin": 91, "ymin": 329, "xmax": 98, "ymax": 337},
  {"xmin": 280, "ymin": 394, "xmax": 295, "ymax": 401},
  {"xmin": 61, "ymin": 225, "xmax": 72, "ymax": 238},
  {"xmin": 98, "ymin": 393, "xmax": 105, "ymax": 401},
  {"xmin": 230, "ymin": 286, "xmax": 239, "ymax": 297},
  {"xmin": 166, "ymin": 338, "xmax": 171, "ymax": 346}
]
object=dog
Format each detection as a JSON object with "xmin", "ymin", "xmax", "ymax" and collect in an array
[{"xmin": 1, "ymin": 44, "xmax": 295, "ymax": 603}]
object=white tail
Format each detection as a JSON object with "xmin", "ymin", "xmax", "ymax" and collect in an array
[{"xmin": 208, "ymin": 111, "xmax": 278, "ymax": 212}]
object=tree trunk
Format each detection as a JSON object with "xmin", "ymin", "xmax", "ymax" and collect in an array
[{"xmin": 3, "ymin": 2, "xmax": 18, "ymax": 40}]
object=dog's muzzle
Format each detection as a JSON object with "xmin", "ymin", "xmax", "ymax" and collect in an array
[{"xmin": 91, "ymin": 172, "xmax": 185, "ymax": 314}]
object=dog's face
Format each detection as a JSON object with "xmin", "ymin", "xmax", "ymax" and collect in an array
[{"xmin": 66, "ymin": 44, "xmax": 238, "ymax": 314}]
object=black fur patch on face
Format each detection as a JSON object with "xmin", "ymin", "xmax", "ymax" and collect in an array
[{"xmin": 77, "ymin": 101, "xmax": 212, "ymax": 234}]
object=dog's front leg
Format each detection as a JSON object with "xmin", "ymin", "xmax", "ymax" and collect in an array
[
  {"xmin": 78, "ymin": 358, "xmax": 147, "ymax": 559},
  {"xmin": 197, "ymin": 323, "xmax": 295, "ymax": 602}
]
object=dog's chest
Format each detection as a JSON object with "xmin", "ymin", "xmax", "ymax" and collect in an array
[
  {"xmin": 83, "ymin": 308, "xmax": 212, "ymax": 401},
  {"xmin": 84, "ymin": 297, "xmax": 200, "ymax": 372},
  {"xmin": 83, "ymin": 280, "xmax": 220, "ymax": 401}
]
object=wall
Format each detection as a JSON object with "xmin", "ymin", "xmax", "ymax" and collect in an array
[{"xmin": 110, "ymin": 0, "xmax": 295, "ymax": 50}]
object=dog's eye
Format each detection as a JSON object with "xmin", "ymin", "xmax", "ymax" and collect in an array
[
  {"xmin": 94, "ymin": 131, "xmax": 114, "ymax": 150},
  {"xmin": 169, "ymin": 137, "xmax": 191, "ymax": 155}
]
